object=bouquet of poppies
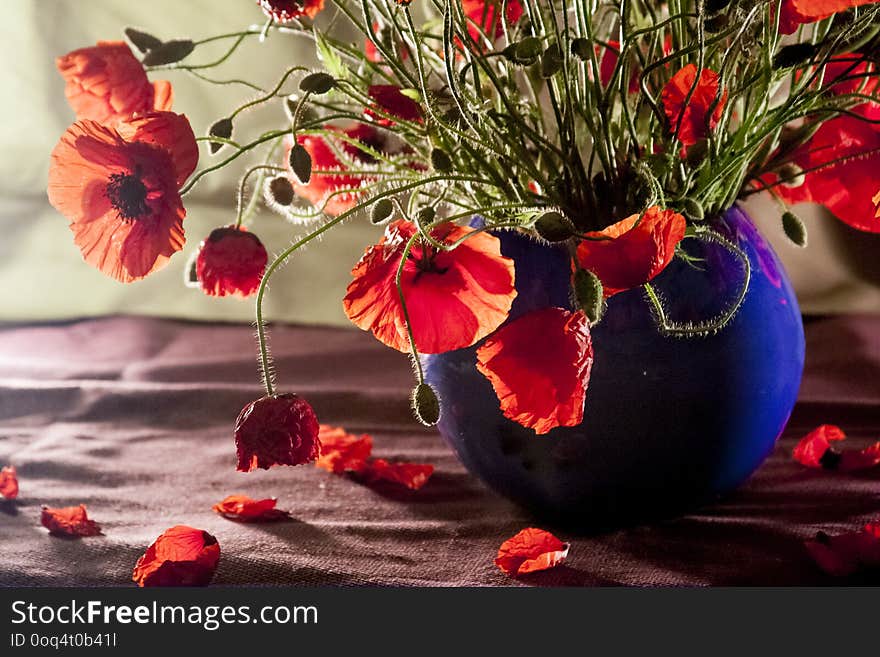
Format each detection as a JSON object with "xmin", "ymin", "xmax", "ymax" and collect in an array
[{"xmin": 47, "ymin": 0, "xmax": 880, "ymax": 469}]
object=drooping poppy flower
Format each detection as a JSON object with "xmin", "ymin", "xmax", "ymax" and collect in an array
[
  {"xmin": 47, "ymin": 111, "xmax": 198, "ymax": 282},
  {"xmin": 476, "ymin": 308, "xmax": 593, "ymax": 435},
  {"xmin": 774, "ymin": 106, "xmax": 880, "ymax": 233},
  {"xmin": 132, "ymin": 525, "xmax": 221, "ymax": 587},
  {"xmin": 40, "ymin": 505, "xmax": 102, "ymax": 537},
  {"xmin": 0, "ymin": 466, "xmax": 19, "ymax": 500},
  {"xmin": 212, "ymin": 495, "xmax": 290, "ymax": 522},
  {"xmin": 284, "ymin": 123, "xmax": 381, "ymax": 216},
  {"xmin": 343, "ymin": 220, "xmax": 516, "ymax": 354},
  {"xmin": 365, "ymin": 85, "xmax": 424, "ymax": 126},
  {"xmin": 793, "ymin": 424, "xmax": 880, "ymax": 471},
  {"xmin": 362, "ymin": 459, "xmax": 434, "ymax": 491},
  {"xmin": 777, "ymin": 0, "xmax": 880, "ymax": 36},
  {"xmin": 660, "ymin": 64, "xmax": 727, "ymax": 146},
  {"xmin": 56, "ymin": 41, "xmax": 173, "ymax": 124},
  {"xmin": 234, "ymin": 393, "xmax": 321, "ymax": 472},
  {"xmin": 804, "ymin": 521, "xmax": 880, "ymax": 577},
  {"xmin": 195, "ymin": 226, "xmax": 268, "ymax": 298},
  {"xmin": 461, "ymin": 0, "xmax": 524, "ymax": 44},
  {"xmin": 576, "ymin": 206, "xmax": 687, "ymax": 297},
  {"xmin": 495, "ymin": 528, "xmax": 570, "ymax": 576},
  {"xmin": 258, "ymin": 0, "xmax": 325, "ymax": 22},
  {"xmin": 315, "ymin": 424, "xmax": 373, "ymax": 474}
]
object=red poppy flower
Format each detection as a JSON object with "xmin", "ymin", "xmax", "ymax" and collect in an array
[
  {"xmin": 258, "ymin": 0, "xmax": 325, "ymax": 22},
  {"xmin": 363, "ymin": 459, "xmax": 434, "ymax": 491},
  {"xmin": 461, "ymin": 0, "xmax": 524, "ymax": 43},
  {"xmin": 195, "ymin": 226, "xmax": 268, "ymax": 298},
  {"xmin": 284, "ymin": 124, "xmax": 380, "ymax": 216},
  {"xmin": 597, "ymin": 40, "xmax": 642, "ymax": 94},
  {"xmin": 661, "ymin": 64, "xmax": 727, "ymax": 146},
  {"xmin": 343, "ymin": 220, "xmax": 516, "ymax": 354},
  {"xmin": 40, "ymin": 505, "xmax": 102, "ymax": 537},
  {"xmin": 47, "ymin": 111, "xmax": 198, "ymax": 282},
  {"xmin": 804, "ymin": 521, "xmax": 880, "ymax": 577},
  {"xmin": 56, "ymin": 41, "xmax": 173, "ymax": 124},
  {"xmin": 819, "ymin": 55, "xmax": 878, "ymax": 97},
  {"xmin": 774, "ymin": 106, "xmax": 880, "ymax": 233},
  {"xmin": 365, "ymin": 22, "xmax": 409, "ymax": 64},
  {"xmin": 234, "ymin": 393, "xmax": 321, "ymax": 472},
  {"xmin": 495, "ymin": 528, "xmax": 570, "ymax": 576},
  {"xmin": 0, "ymin": 466, "xmax": 19, "ymax": 500},
  {"xmin": 793, "ymin": 424, "xmax": 880, "ymax": 471},
  {"xmin": 476, "ymin": 308, "xmax": 593, "ymax": 435},
  {"xmin": 132, "ymin": 526, "xmax": 220, "ymax": 587},
  {"xmin": 365, "ymin": 85, "xmax": 424, "ymax": 126},
  {"xmin": 315, "ymin": 424, "xmax": 373, "ymax": 474},
  {"xmin": 576, "ymin": 206, "xmax": 687, "ymax": 297},
  {"xmin": 777, "ymin": 0, "xmax": 880, "ymax": 35},
  {"xmin": 212, "ymin": 495, "xmax": 290, "ymax": 522}
]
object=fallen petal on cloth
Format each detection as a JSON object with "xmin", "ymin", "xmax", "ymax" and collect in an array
[
  {"xmin": 132, "ymin": 526, "xmax": 220, "ymax": 587},
  {"xmin": 495, "ymin": 528, "xmax": 570, "ymax": 576},
  {"xmin": 315, "ymin": 425, "xmax": 373, "ymax": 474},
  {"xmin": 212, "ymin": 495, "xmax": 290, "ymax": 522},
  {"xmin": 793, "ymin": 424, "xmax": 880, "ymax": 471},
  {"xmin": 40, "ymin": 505, "xmax": 102, "ymax": 537},
  {"xmin": 362, "ymin": 459, "xmax": 434, "ymax": 491},
  {"xmin": 0, "ymin": 465, "xmax": 18, "ymax": 500},
  {"xmin": 804, "ymin": 521, "xmax": 880, "ymax": 577}
]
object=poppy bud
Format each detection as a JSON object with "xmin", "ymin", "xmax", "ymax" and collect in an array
[
  {"xmin": 125, "ymin": 27, "xmax": 162, "ymax": 53},
  {"xmin": 685, "ymin": 139, "xmax": 710, "ymax": 166},
  {"xmin": 504, "ymin": 37, "xmax": 542, "ymax": 65},
  {"xmin": 141, "ymin": 39, "xmax": 195, "ymax": 66},
  {"xmin": 416, "ymin": 207, "xmax": 436, "ymax": 224},
  {"xmin": 371, "ymin": 198, "xmax": 394, "ymax": 224},
  {"xmin": 208, "ymin": 118, "xmax": 233, "ymax": 155},
  {"xmin": 284, "ymin": 94, "xmax": 318, "ymax": 126},
  {"xmin": 299, "ymin": 72, "xmax": 336, "ymax": 95},
  {"xmin": 534, "ymin": 211, "xmax": 575, "ymax": 242},
  {"xmin": 541, "ymin": 44, "xmax": 563, "ymax": 78},
  {"xmin": 288, "ymin": 143, "xmax": 312, "ymax": 185},
  {"xmin": 681, "ymin": 197, "xmax": 705, "ymax": 221},
  {"xmin": 570, "ymin": 38, "xmax": 592, "ymax": 60},
  {"xmin": 431, "ymin": 148, "xmax": 452, "ymax": 172},
  {"xmin": 773, "ymin": 43, "xmax": 818, "ymax": 70},
  {"xmin": 573, "ymin": 268, "xmax": 604, "ymax": 324},
  {"xmin": 778, "ymin": 163, "xmax": 806, "ymax": 188},
  {"xmin": 412, "ymin": 383, "xmax": 441, "ymax": 426},
  {"xmin": 782, "ymin": 211, "xmax": 808, "ymax": 247},
  {"xmin": 706, "ymin": 0, "xmax": 733, "ymax": 13},
  {"xmin": 268, "ymin": 176, "xmax": 295, "ymax": 206},
  {"xmin": 705, "ymin": 13, "xmax": 729, "ymax": 33}
]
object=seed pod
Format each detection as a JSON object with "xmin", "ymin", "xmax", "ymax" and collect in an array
[
  {"xmin": 412, "ymin": 383, "xmax": 441, "ymax": 426},
  {"xmin": 299, "ymin": 72, "xmax": 336, "ymax": 95},
  {"xmin": 541, "ymin": 44, "xmax": 563, "ymax": 78},
  {"xmin": 573, "ymin": 269, "xmax": 604, "ymax": 324},
  {"xmin": 570, "ymin": 38, "xmax": 592, "ymax": 61},
  {"xmin": 288, "ymin": 143, "xmax": 312, "ymax": 185},
  {"xmin": 416, "ymin": 207, "xmax": 436, "ymax": 225},
  {"xmin": 773, "ymin": 43, "xmax": 818, "ymax": 70},
  {"xmin": 268, "ymin": 177, "xmax": 295, "ymax": 206},
  {"xmin": 125, "ymin": 28, "xmax": 162, "ymax": 53},
  {"xmin": 782, "ymin": 211, "xmax": 808, "ymax": 247},
  {"xmin": 430, "ymin": 148, "xmax": 452, "ymax": 172},
  {"xmin": 141, "ymin": 39, "xmax": 195, "ymax": 66},
  {"xmin": 208, "ymin": 118, "xmax": 233, "ymax": 155},
  {"xmin": 534, "ymin": 211, "xmax": 575, "ymax": 242},
  {"xmin": 371, "ymin": 198, "xmax": 394, "ymax": 224}
]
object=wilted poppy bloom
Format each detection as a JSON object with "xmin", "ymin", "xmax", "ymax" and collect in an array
[
  {"xmin": 56, "ymin": 41, "xmax": 173, "ymax": 123},
  {"xmin": 777, "ymin": 0, "xmax": 880, "ymax": 35},
  {"xmin": 576, "ymin": 206, "xmax": 687, "ymax": 297},
  {"xmin": 285, "ymin": 123, "xmax": 381, "ymax": 216},
  {"xmin": 362, "ymin": 459, "xmax": 434, "ymax": 491},
  {"xmin": 793, "ymin": 424, "xmax": 880, "ymax": 471},
  {"xmin": 195, "ymin": 226, "xmax": 268, "ymax": 298},
  {"xmin": 476, "ymin": 307, "xmax": 593, "ymax": 434},
  {"xmin": 132, "ymin": 526, "xmax": 220, "ymax": 587},
  {"xmin": 343, "ymin": 220, "xmax": 516, "ymax": 354},
  {"xmin": 316, "ymin": 424, "xmax": 373, "ymax": 474},
  {"xmin": 258, "ymin": 0, "xmax": 325, "ymax": 22},
  {"xmin": 234, "ymin": 393, "xmax": 321, "ymax": 472},
  {"xmin": 495, "ymin": 528, "xmax": 570, "ymax": 576},
  {"xmin": 365, "ymin": 85, "xmax": 424, "ymax": 126},
  {"xmin": 212, "ymin": 495, "xmax": 290, "ymax": 522},
  {"xmin": 804, "ymin": 521, "xmax": 880, "ymax": 577},
  {"xmin": 0, "ymin": 465, "xmax": 18, "ymax": 500},
  {"xmin": 461, "ymin": 0, "xmax": 524, "ymax": 44},
  {"xmin": 661, "ymin": 64, "xmax": 727, "ymax": 146},
  {"xmin": 40, "ymin": 505, "xmax": 102, "ymax": 537},
  {"xmin": 774, "ymin": 105, "xmax": 880, "ymax": 233},
  {"xmin": 47, "ymin": 111, "xmax": 198, "ymax": 282}
]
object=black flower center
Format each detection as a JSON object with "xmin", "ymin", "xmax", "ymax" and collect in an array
[{"xmin": 106, "ymin": 170, "xmax": 150, "ymax": 221}]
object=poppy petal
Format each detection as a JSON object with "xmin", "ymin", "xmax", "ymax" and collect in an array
[
  {"xmin": 793, "ymin": 424, "xmax": 880, "ymax": 471},
  {"xmin": 118, "ymin": 111, "xmax": 199, "ymax": 186},
  {"xmin": 234, "ymin": 393, "xmax": 321, "ymax": 472},
  {"xmin": 132, "ymin": 526, "xmax": 221, "ymax": 587},
  {"xmin": 495, "ymin": 528, "xmax": 570, "ymax": 576},
  {"xmin": 362, "ymin": 459, "xmax": 434, "ymax": 490},
  {"xmin": 804, "ymin": 521, "xmax": 880, "ymax": 577},
  {"xmin": 40, "ymin": 505, "xmax": 102, "ymax": 537},
  {"xmin": 778, "ymin": 0, "xmax": 880, "ymax": 35},
  {"xmin": 462, "ymin": 0, "xmax": 524, "ymax": 43},
  {"xmin": 660, "ymin": 64, "xmax": 727, "ymax": 146},
  {"xmin": 476, "ymin": 307, "xmax": 593, "ymax": 434},
  {"xmin": 366, "ymin": 85, "xmax": 424, "ymax": 125},
  {"xmin": 152, "ymin": 80, "xmax": 174, "ymax": 112},
  {"xmin": 0, "ymin": 465, "xmax": 19, "ymax": 500},
  {"xmin": 212, "ymin": 495, "xmax": 290, "ymax": 522},
  {"xmin": 196, "ymin": 226, "xmax": 268, "ymax": 298},
  {"xmin": 315, "ymin": 425, "xmax": 373, "ymax": 474}
]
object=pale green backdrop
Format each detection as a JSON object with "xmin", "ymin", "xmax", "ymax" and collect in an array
[{"xmin": 1, "ymin": 0, "xmax": 879, "ymax": 325}]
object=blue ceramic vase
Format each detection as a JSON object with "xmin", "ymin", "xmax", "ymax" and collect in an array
[{"xmin": 423, "ymin": 205, "xmax": 805, "ymax": 526}]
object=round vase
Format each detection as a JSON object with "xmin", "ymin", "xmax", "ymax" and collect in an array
[{"xmin": 423, "ymin": 205, "xmax": 805, "ymax": 526}]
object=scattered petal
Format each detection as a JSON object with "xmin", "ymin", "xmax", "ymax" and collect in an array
[
  {"xmin": 793, "ymin": 424, "xmax": 880, "ymax": 472},
  {"xmin": 40, "ymin": 505, "xmax": 102, "ymax": 537},
  {"xmin": 132, "ymin": 525, "xmax": 220, "ymax": 587},
  {"xmin": 363, "ymin": 459, "xmax": 434, "ymax": 491},
  {"xmin": 234, "ymin": 393, "xmax": 321, "ymax": 472},
  {"xmin": 495, "ymin": 528, "xmax": 570, "ymax": 576},
  {"xmin": 316, "ymin": 425, "xmax": 373, "ymax": 474},
  {"xmin": 0, "ymin": 465, "xmax": 18, "ymax": 500},
  {"xmin": 212, "ymin": 495, "xmax": 290, "ymax": 522},
  {"xmin": 660, "ymin": 64, "xmax": 727, "ymax": 146},
  {"xmin": 804, "ymin": 521, "xmax": 880, "ymax": 577},
  {"xmin": 196, "ymin": 226, "xmax": 268, "ymax": 298},
  {"xmin": 476, "ymin": 308, "xmax": 593, "ymax": 434}
]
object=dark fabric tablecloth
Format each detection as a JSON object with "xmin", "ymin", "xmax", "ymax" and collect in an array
[{"xmin": 0, "ymin": 315, "xmax": 878, "ymax": 587}]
